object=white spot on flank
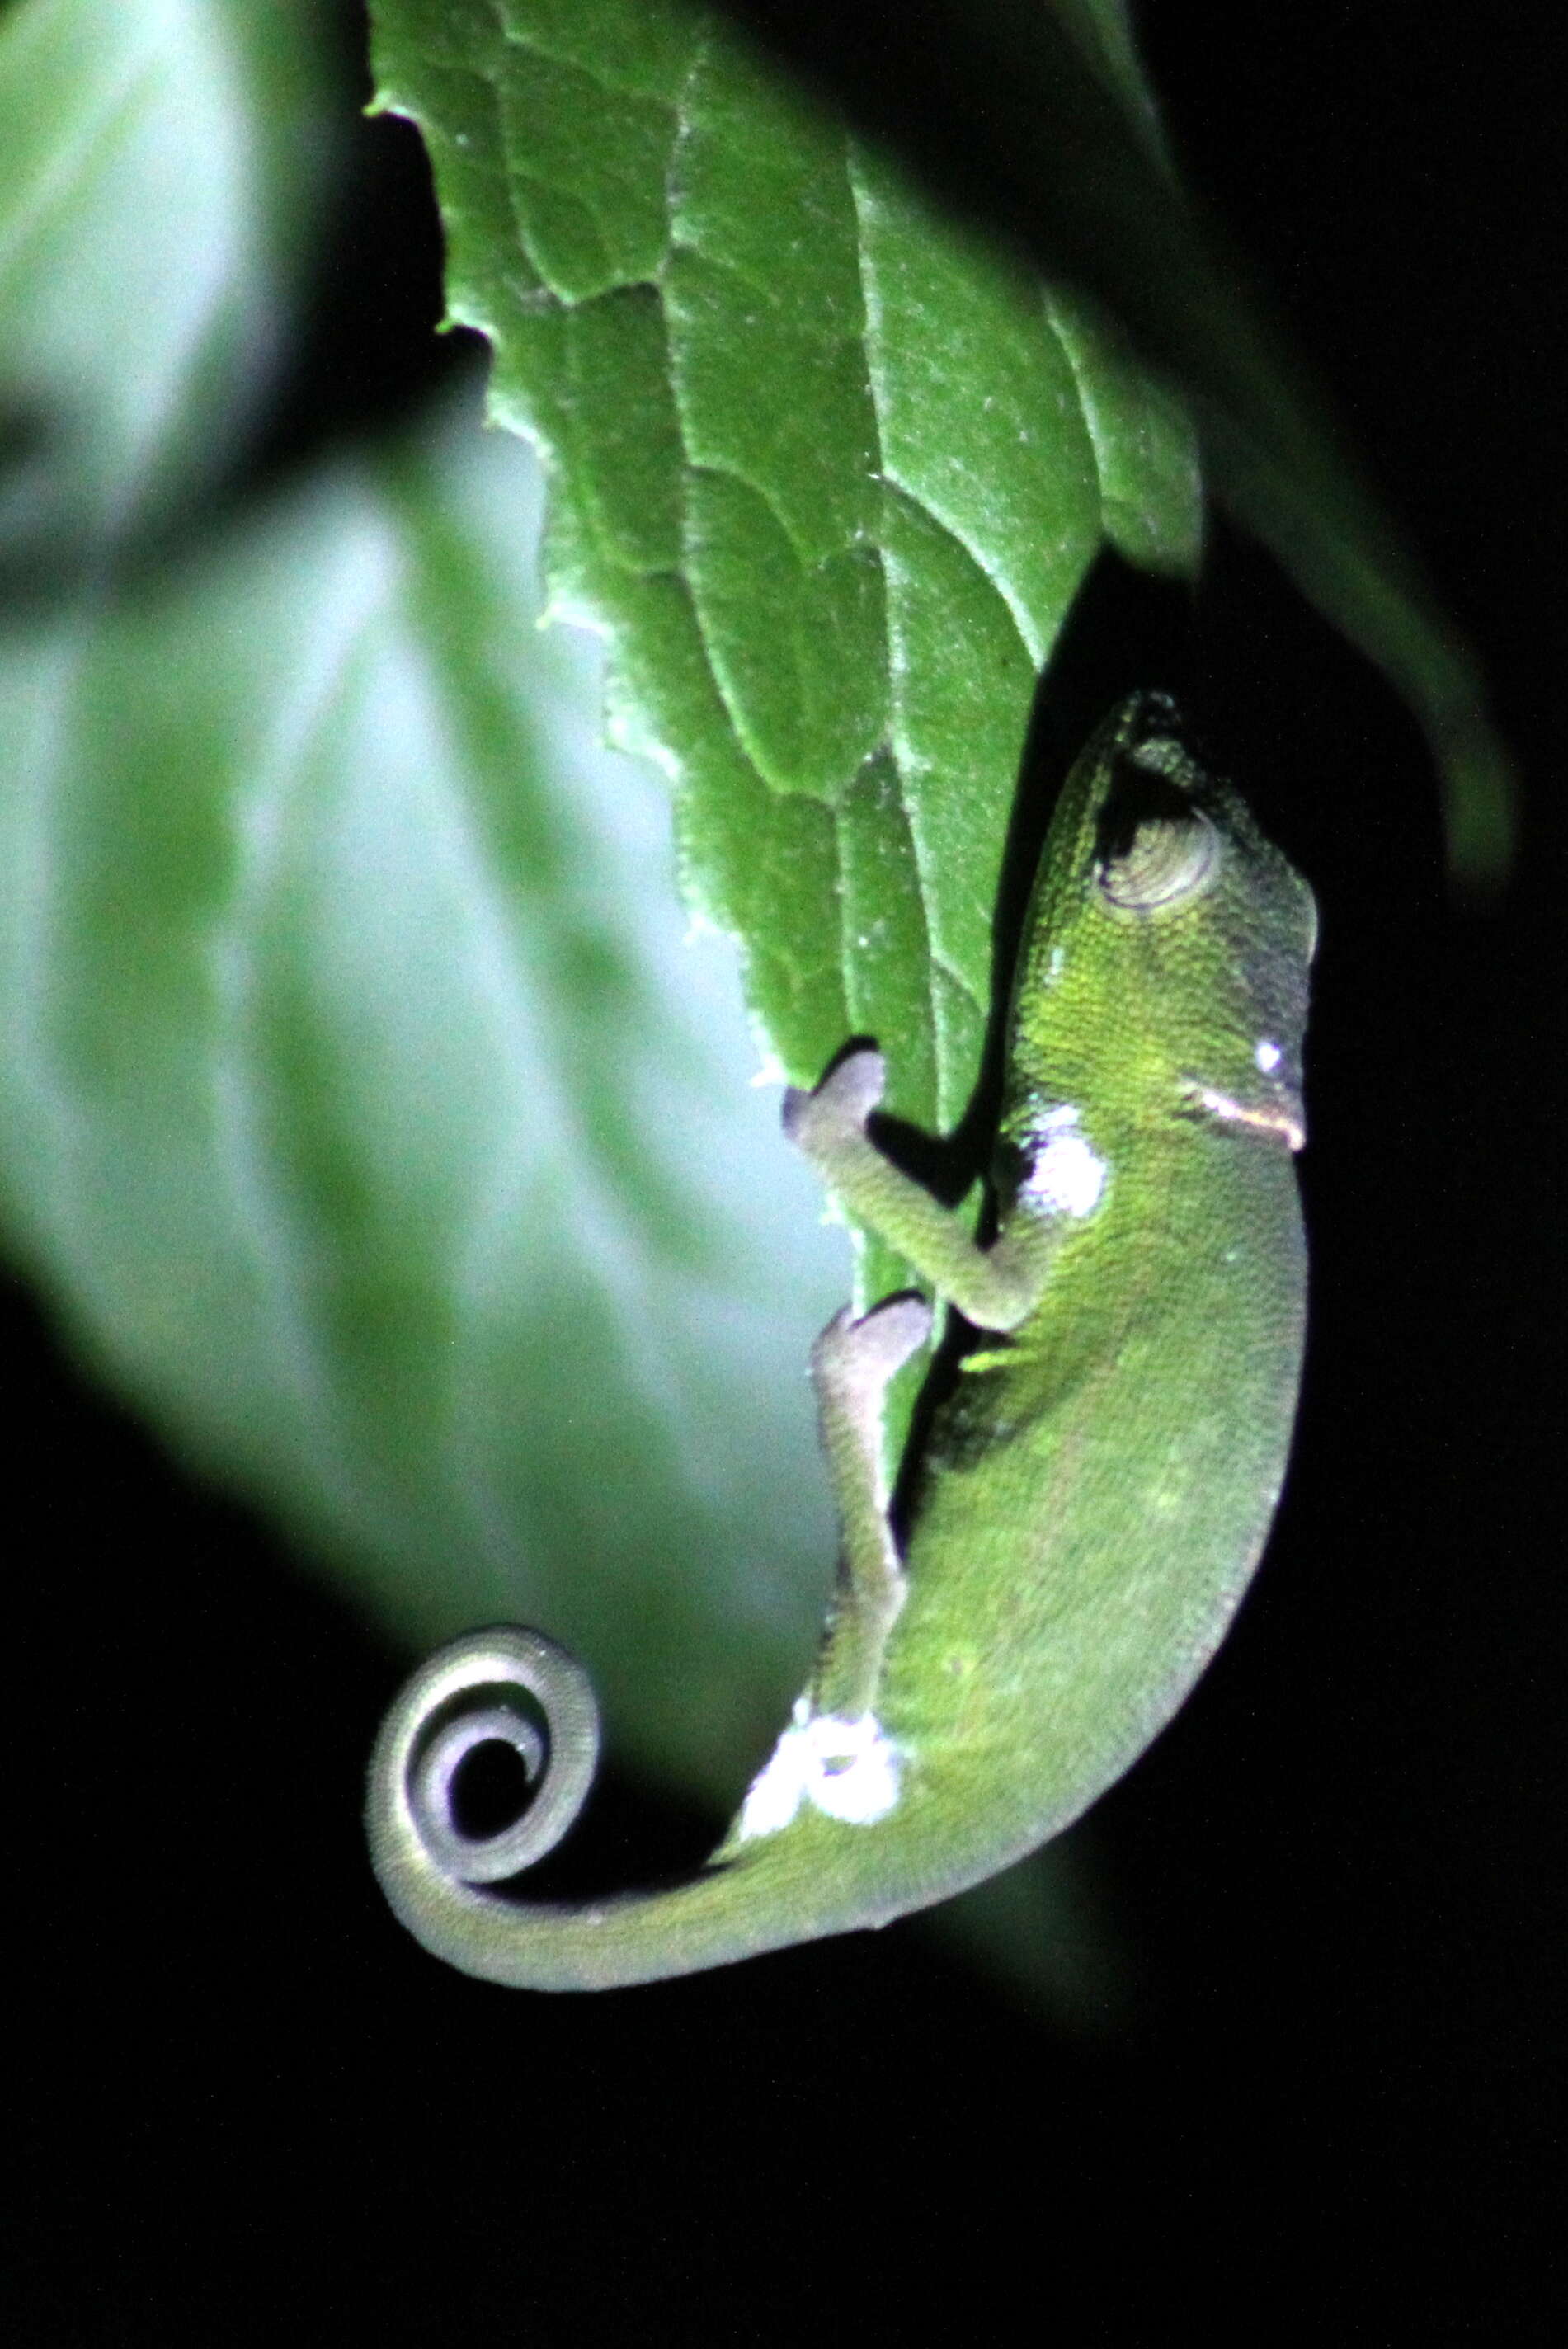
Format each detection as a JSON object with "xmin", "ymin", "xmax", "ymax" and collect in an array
[
  {"xmin": 735, "ymin": 1701, "xmax": 902, "ymax": 1840},
  {"xmin": 1024, "ymin": 1104, "xmax": 1108, "ymax": 1218},
  {"xmin": 1255, "ymin": 1038, "xmax": 1283, "ymax": 1073}
]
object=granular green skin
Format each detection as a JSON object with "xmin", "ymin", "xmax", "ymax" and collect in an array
[{"xmin": 368, "ymin": 694, "xmax": 1315, "ymax": 1989}]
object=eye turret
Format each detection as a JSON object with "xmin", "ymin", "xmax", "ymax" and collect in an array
[{"xmin": 1096, "ymin": 760, "xmax": 1220, "ymax": 912}]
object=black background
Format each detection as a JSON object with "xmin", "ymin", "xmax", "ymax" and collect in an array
[{"xmin": 7, "ymin": 5, "xmax": 1559, "ymax": 2340}]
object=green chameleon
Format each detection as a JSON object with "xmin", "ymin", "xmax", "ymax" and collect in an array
[{"xmin": 367, "ymin": 693, "xmax": 1316, "ymax": 1989}]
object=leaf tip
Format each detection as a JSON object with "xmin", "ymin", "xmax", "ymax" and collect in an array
[{"xmin": 1435, "ymin": 715, "xmax": 1518, "ymax": 897}]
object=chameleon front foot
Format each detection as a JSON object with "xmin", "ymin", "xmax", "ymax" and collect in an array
[
  {"xmin": 781, "ymin": 1044, "xmax": 888, "ymax": 1155},
  {"xmin": 783, "ymin": 1045, "xmax": 1049, "ymax": 1333}
]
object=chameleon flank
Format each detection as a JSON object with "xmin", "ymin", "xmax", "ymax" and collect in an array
[{"xmin": 367, "ymin": 693, "xmax": 1316, "ymax": 1989}]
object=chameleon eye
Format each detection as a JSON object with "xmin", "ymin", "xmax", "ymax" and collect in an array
[{"xmin": 1098, "ymin": 807, "xmax": 1219, "ymax": 911}]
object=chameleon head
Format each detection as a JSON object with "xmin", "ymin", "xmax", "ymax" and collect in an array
[{"xmin": 1010, "ymin": 694, "xmax": 1317, "ymax": 1152}]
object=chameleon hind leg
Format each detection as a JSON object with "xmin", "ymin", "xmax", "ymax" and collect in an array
[
  {"xmin": 727, "ymin": 1291, "xmax": 931, "ymax": 1847},
  {"xmin": 808, "ymin": 1295, "xmax": 933, "ymax": 1721}
]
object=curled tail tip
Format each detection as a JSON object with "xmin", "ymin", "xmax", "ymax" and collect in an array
[{"xmin": 368, "ymin": 1624, "xmax": 600, "ymax": 1895}]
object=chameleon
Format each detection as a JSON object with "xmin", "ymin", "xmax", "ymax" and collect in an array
[{"xmin": 367, "ymin": 692, "xmax": 1316, "ymax": 1990}]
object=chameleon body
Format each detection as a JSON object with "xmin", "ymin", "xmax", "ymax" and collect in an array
[{"xmin": 368, "ymin": 694, "xmax": 1316, "ymax": 1989}]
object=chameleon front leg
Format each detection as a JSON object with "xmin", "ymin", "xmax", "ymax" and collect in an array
[{"xmin": 782, "ymin": 1047, "xmax": 1055, "ymax": 1331}]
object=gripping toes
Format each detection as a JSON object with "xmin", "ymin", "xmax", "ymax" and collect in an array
[
  {"xmin": 812, "ymin": 1293, "xmax": 933, "ymax": 1405},
  {"xmin": 782, "ymin": 1047, "xmax": 887, "ymax": 1154}
]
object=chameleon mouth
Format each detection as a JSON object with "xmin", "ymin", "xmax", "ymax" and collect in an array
[{"xmin": 1180, "ymin": 1080, "xmax": 1307, "ymax": 1153}]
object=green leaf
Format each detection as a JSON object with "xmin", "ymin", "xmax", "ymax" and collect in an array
[
  {"xmin": 367, "ymin": 0, "xmax": 1201, "ymax": 1220},
  {"xmin": 695, "ymin": 0, "xmax": 1515, "ymax": 879},
  {"xmin": 0, "ymin": 398, "xmax": 869, "ymax": 1795},
  {"xmin": 0, "ymin": 388, "xmax": 1103, "ymax": 2006},
  {"xmin": 383, "ymin": 0, "xmax": 1513, "ymax": 878},
  {"xmin": 369, "ymin": 5, "xmax": 1201, "ymax": 1462},
  {"xmin": 0, "ymin": 0, "xmax": 330, "ymax": 572}
]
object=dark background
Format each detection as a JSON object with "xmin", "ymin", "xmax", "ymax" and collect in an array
[{"xmin": 7, "ymin": 5, "xmax": 1558, "ymax": 2340}]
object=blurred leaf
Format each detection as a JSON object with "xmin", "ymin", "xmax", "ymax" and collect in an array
[
  {"xmin": 0, "ymin": 0, "xmax": 1109, "ymax": 2005},
  {"xmin": 0, "ymin": 0, "xmax": 331, "ymax": 577},
  {"xmin": 0, "ymin": 400, "xmax": 869, "ymax": 1796},
  {"xmin": 698, "ymin": 0, "xmax": 1514, "ymax": 879},
  {"xmin": 368, "ymin": 0, "xmax": 1200, "ymax": 1385}
]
